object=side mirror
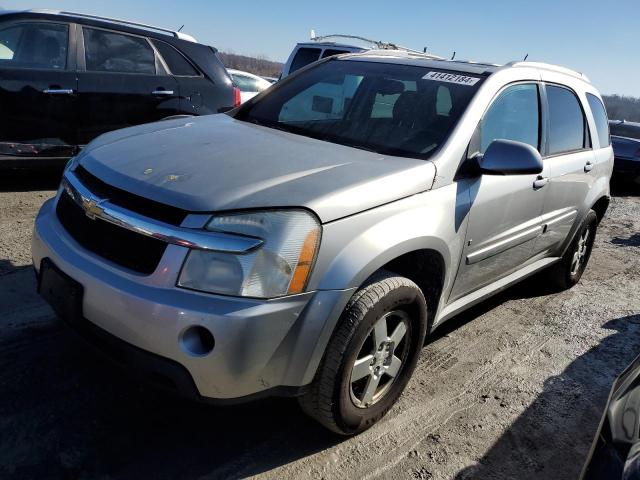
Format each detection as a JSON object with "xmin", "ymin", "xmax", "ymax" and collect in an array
[{"xmin": 478, "ymin": 139, "xmax": 543, "ymax": 175}]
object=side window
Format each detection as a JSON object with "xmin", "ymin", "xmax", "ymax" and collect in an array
[
  {"xmin": 84, "ymin": 28, "xmax": 155, "ymax": 74},
  {"xmin": 233, "ymin": 74, "xmax": 260, "ymax": 92},
  {"xmin": 586, "ymin": 94, "xmax": 610, "ymax": 148},
  {"xmin": 436, "ymin": 85, "xmax": 453, "ymax": 116},
  {"xmin": 546, "ymin": 85, "xmax": 588, "ymax": 155},
  {"xmin": 152, "ymin": 40, "xmax": 198, "ymax": 76},
  {"xmin": 279, "ymin": 73, "xmax": 363, "ymax": 122},
  {"xmin": 480, "ymin": 84, "xmax": 540, "ymax": 153},
  {"xmin": 289, "ymin": 47, "xmax": 321, "ymax": 74},
  {"xmin": 371, "ymin": 81, "xmax": 417, "ymax": 118},
  {"xmin": 0, "ymin": 22, "xmax": 68, "ymax": 69}
]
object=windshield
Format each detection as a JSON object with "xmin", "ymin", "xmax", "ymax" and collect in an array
[
  {"xmin": 610, "ymin": 123, "xmax": 640, "ymax": 140},
  {"xmin": 237, "ymin": 59, "xmax": 484, "ymax": 159}
]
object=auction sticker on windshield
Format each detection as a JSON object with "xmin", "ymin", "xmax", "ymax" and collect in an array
[{"xmin": 423, "ymin": 71, "xmax": 480, "ymax": 86}]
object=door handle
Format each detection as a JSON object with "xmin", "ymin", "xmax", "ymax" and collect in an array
[
  {"xmin": 533, "ymin": 176, "xmax": 549, "ymax": 189},
  {"xmin": 43, "ymin": 88, "xmax": 74, "ymax": 95},
  {"xmin": 584, "ymin": 161, "xmax": 594, "ymax": 172},
  {"xmin": 151, "ymin": 90, "xmax": 174, "ymax": 96}
]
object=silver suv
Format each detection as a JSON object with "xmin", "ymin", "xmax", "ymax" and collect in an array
[{"xmin": 33, "ymin": 51, "xmax": 613, "ymax": 435}]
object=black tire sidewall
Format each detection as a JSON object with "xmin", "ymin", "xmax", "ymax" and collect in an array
[
  {"xmin": 565, "ymin": 210, "xmax": 598, "ymax": 286},
  {"xmin": 334, "ymin": 283, "xmax": 426, "ymax": 434}
]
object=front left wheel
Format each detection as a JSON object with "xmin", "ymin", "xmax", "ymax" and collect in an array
[{"xmin": 299, "ymin": 271, "xmax": 427, "ymax": 435}]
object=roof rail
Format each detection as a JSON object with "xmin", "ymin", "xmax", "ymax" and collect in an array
[
  {"xmin": 507, "ymin": 61, "xmax": 590, "ymax": 82},
  {"xmin": 38, "ymin": 10, "xmax": 198, "ymax": 42},
  {"xmin": 309, "ymin": 33, "xmax": 444, "ymax": 60}
]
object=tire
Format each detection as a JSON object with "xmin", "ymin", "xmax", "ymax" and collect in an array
[
  {"xmin": 299, "ymin": 270, "xmax": 428, "ymax": 435},
  {"xmin": 549, "ymin": 209, "xmax": 598, "ymax": 290}
]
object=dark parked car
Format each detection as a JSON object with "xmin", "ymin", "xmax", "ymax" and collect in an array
[
  {"xmin": 609, "ymin": 120, "xmax": 640, "ymax": 185},
  {"xmin": 581, "ymin": 353, "xmax": 640, "ymax": 479},
  {"xmin": 0, "ymin": 10, "xmax": 239, "ymax": 168}
]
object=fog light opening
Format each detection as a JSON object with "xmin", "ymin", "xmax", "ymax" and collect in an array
[{"xmin": 180, "ymin": 325, "xmax": 215, "ymax": 357}]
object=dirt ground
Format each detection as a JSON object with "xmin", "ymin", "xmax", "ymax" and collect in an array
[{"xmin": 0, "ymin": 172, "xmax": 639, "ymax": 480}]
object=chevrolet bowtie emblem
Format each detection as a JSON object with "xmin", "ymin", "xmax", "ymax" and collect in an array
[{"xmin": 81, "ymin": 197, "xmax": 107, "ymax": 220}]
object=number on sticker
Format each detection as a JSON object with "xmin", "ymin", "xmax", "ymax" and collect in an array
[{"xmin": 422, "ymin": 71, "xmax": 480, "ymax": 86}]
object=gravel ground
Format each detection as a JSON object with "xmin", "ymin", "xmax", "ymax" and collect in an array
[{"xmin": 0, "ymin": 172, "xmax": 638, "ymax": 480}]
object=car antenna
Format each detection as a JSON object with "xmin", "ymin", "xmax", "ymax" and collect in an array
[
  {"xmin": 177, "ymin": 25, "xmax": 184, "ymax": 32},
  {"xmin": 423, "ymin": 46, "xmax": 428, "ymax": 53},
  {"xmin": 523, "ymin": 53, "xmax": 529, "ymax": 61},
  {"xmin": 451, "ymin": 51, "xmax": 456, "ymax": 60}
]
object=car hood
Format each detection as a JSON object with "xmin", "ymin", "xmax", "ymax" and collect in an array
[{"xmin": 78, "ymin": 114, "xmax": 436, "ymax": 223}]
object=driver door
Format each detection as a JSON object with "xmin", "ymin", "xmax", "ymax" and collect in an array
[{"xmin": 450, "ymin": 83, "xmax": 549, "ymax": 301}]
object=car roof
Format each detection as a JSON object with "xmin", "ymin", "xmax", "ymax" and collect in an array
[
  {"xmin": 0, "ymin": 9, "xmax": 200, "ymax": 44},
  {"xmin": 335, "ymin": 50, "xmax": 591, "ymax": 83}
]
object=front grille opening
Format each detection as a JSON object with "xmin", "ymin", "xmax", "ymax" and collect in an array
[
  {"xmin": 56, "ymin": 190, "xmax": 168, "ymax": 275},
  {"xmin": 74, "ymin": 165, "xmax": 188, "ymax": 226}
]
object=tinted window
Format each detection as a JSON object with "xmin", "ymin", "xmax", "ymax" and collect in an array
[
  {"xmin": 290, "ymin": 47, "xmax": 321, "ymax": 73},
  {"xmin": 586, "ymin": 94, "xmax": 610, "ymax": 147},
  {"xmin": 152, "ymin": 40, "xmax": 197, "ymax": 76},
  {"xmin": 84, "ymin": 28, "xmax": 155, "ymax": 74},
  {"xmin": 0, "ymin": 22, "xmax": 67, "ymax": 69},
  {"xmin": 233, "ymin": 73, "xmax": 260, "ymax": 92},
  {"xmin": 610, "ymin": 123, "xmax": 640, "ymax": 140},
  {"xmin": 547, "ymin": 85, "xmax": 588, "ymax": 155},
  {"xmin": 240, "ymin": 60, "xmax": 483, "ymax": 159},
  {"xmin": 321, "ymin": 49, "xmax": 350, "ymax": 58},
  {"xmin": 480, "ymin": 84, "xmax": 539, "ymax": 153}
]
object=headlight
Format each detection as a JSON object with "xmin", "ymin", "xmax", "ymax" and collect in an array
[{"xmin": 178, "ymin": 209, "xmax": 321, "ymax": 298}]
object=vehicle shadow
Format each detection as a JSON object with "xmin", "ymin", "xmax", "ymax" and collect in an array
[
  {"xmin": 0, "ymin": 168, "xmax": 62, "ymax": 192},
  {"xmin": 453, "ymin": 313, "xmax": 640, "ymax": 480},
  {"xmin": 0, "ymin": 263, "xmax": 578, "ymax": 479},
  {"xmin": 0, "ymin": 266, "xmax": 339, "ymax": 480},
  {"xmin": 611, "ymin": 233, "xmax": 640, "ymax": 247}
]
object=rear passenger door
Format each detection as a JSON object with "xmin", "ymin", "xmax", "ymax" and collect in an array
[
  {"xmin": 0, "ymin": 20, "xmax": 78, "ymax": 157},
  {"xmin": 76, "ymin": 26, "xmax": 179, "ymax": 145},
  {"xmin": 533, "ymin": 83, "xmax": 595, "ymax": 256},
  {"xmin": 450, "ymin": 83, "xmax": 549, "ymax": 300}
]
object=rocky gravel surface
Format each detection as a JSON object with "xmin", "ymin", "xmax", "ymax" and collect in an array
[{"xmin": 0, "ymin": 173, "xmax": 638, "ymax": 479}]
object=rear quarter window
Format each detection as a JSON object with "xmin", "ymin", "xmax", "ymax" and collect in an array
[
  {"xmin": 586, "ymin": 94, "xmax": 610, "ymax": 148},
  {"xmin": 152, "ymin": 40, "xmax": 198, "ymax": 76}
]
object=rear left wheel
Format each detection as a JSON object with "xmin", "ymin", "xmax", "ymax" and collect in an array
[{"xmin": 549, "ymin": 209, "xmax": 598, "ymax": 290}]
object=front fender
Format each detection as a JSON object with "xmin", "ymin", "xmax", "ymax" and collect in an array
[
  {"xmin": 309, "ymin": 183, "xmax": 468, "ymax": 294},
  {"xmin": 299, "ymin": 183, "xmax": 470, "ymax": 383}
]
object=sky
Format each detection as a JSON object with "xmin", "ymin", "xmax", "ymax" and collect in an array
[{"xmin": 2, "ymin": 0, "xmax": 638, "ymax": 96}]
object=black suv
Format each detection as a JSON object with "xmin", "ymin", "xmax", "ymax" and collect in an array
[{"xmin": 0, "ymin": 10, "xmax": 239, "ymax": 168}]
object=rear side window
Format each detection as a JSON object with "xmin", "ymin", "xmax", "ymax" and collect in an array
[
  {"xmin": 84, "ymin": 28, "xmax": 155, "ymax": 74},
  {"xmin": 0, "ymin": 22, "xmax": 68, "ymax": 69},
  {"xmin": 480, "ymin": 84, "xmax": 540, "ymax": 153},
  {"xmin": 546, "ymin": 85, "xmax": 588, "ymax": 155},
  {"xmin": 371, "ymin": 80, "xmax": 416, "ymax": 118},
  {"xmin": 232, "ymin": 73, "xmax": 261, "ymax": 92},
  {"xmin": 586, "ymin": 94, "xmax": 610, "ymax": 148},
  {"xmin": 289, "ymin": 47, "xmax": 321, "ymax": 73},
  {"xmin": 152, "ymin": 40, "xmax": 198, "ymax": 76}
]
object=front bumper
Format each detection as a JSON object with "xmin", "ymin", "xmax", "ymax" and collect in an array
[{"xmin": 33, "ymin": 197, "xmax": 354, "ymax": 400}]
